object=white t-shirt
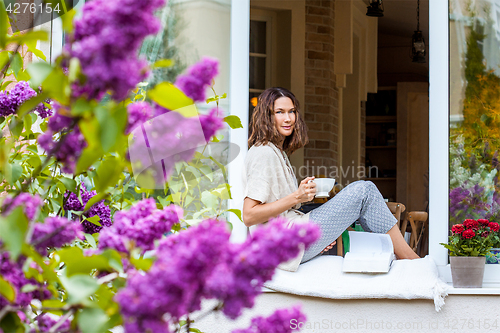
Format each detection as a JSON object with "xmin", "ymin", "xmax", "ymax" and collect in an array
[{"xmin": 242, "ymin": 142, "xmax": 310, "ymax": 271}]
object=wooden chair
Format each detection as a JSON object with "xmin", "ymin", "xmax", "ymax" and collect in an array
[{"xmin": 407, "ymin": 211, "xmax": 429, "ymax": 256}]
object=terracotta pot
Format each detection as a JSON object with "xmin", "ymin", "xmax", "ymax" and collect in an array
[
  {"xmin": 486, "ymin": 248, "xmax": 500, "ymax": 264},
  {"xmin": 450, "ymin": 256, "xmax": 485, "ymax": 288}
]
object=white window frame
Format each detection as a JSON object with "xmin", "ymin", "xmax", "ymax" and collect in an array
[{"xmin": 430, "ymin": 0, "xmax": 500, "ymax": 290}]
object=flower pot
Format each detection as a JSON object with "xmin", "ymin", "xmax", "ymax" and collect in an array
[
  {"xmin": 486, "ymin": 248, "xmax": 500, "ymax": 264},
  {"xmin": 450, "ymin": 256, "xmax": 485, "ymax": 288}
]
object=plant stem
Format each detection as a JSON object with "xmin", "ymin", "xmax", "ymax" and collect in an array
[{"xmin": 48, "ymin": 308, "xmax": 75, "ymax": 333}]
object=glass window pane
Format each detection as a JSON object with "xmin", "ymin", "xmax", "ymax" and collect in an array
[
  {"xmin": 249, "ymin": 56, "xmax": 266, "ymax": 90},
  {"xmin": 449, "ymin": 0, "xmax": 500, "ymax": 227},
  {"xmin": 250, "ymin": 20, "xmax": 267, "ymax": 54}
]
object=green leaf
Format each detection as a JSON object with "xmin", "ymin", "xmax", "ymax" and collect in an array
[
  {"xmin": 17, "ymin": 92, "xmax": 49, "ymax": 118},
  {"xmin": 130, "ymin": 257, "xmax": 154, "ymax": 271},
  {"xmin": 60, "ymin": 274, "xmax": 99, "ymax": 305},
  {"xmin": 42, "ymin": 67, "xmax": 70, "ymax": 104},
  {"xmin": 8, "ymin": 30, "xmax": 49, "ymax": 44},
  {"xmin": 59, "ymin": 177, "xmax": 77, "ymax": 193},
  {"xmin": 225, "ymin": 209, "xmax": 243, "ymax": 222},
  {"xmin": 41, "ymin": 299, "xmax": 66, "ymax": 316},
  {"xmin": 0, "ymin": 207, "xmax": 28, "ymax": 260},
  {"xmin": 148, "ymin": 82, "xmax": 194, "ymax": 111},
  {"xmin": 27, "ymin": 62, "xmax": 53, "ymax": 87},
  {"xmin": 84, "ymin": 192, "xmax": 108, "ymax": 212},
  {"xmin": 96, "ymin": 156, "xmax": 123, "ymax": 192},
  {"xmin": 77, "ymin": 308, "xmax": 109, "ymax": 333},
  {"xmin": 5, "ymin": 162, "xmax": 23, "ymax": 185},
  {"xmin": 0, "ymin": 2, "xmax": 9, "ymax": 48},
  {"xmin": 0, "ymin": 276, "xmax": 16, "ymax": 302},
  {"xmin": 0, "ymin": 312, "xmax": 23, "ymax": 333},
  {"xmin": 11, "ymin": 52, "xmax": 23, "ymax": 76},
  {"xmin": 68, "ymin": 57, "xmax": 81, "ymax": 84},
  {"xmin": 25, "ymin": 40, "xmax": 46, "ymax": 61},
  {"xmin": 153, "ymin": 59, "xmax": 174, "ymax": 68},
  {"xmin": 60, "ymin": 7, "xmax": 77, "ymax": 33},
  {"xmin": 84, "ymin": 233, "xmax": 97, "ymax": 249},
  {"xmin": 224, "ymin": 115, "xmax": 243, "ymax": 129},
  {"xmin": 85, "ymin": 215, "xmax": 102, "ymax": 227},
  {"xmin": 201, "ymin": 191, "xmax": 218, "ymax": 210}
]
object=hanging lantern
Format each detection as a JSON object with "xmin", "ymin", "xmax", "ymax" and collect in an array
[
  {"xmin": 410, "ymin": 0, "xmax": 426, "ymax": 63},
  {"xmin": 366, "ymin": 0, "xmax": 384, "ymax": 17}
]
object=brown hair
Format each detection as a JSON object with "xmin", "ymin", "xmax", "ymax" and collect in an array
[{"xmin": 248, "ymin": 87, "xmax": 308, "ymax": 155}]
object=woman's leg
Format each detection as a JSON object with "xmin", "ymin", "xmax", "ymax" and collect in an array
[
  {"xmin": 387, "ymin": 224, "xmax": 420, "ymax": 259},
  {"xmin": 302, "ymin": 180, "xmax": 418, "ymax": 263}
]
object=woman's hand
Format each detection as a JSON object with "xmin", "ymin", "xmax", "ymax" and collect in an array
[
  {"xmin": 295, "ymin": 176, "xmax": 316, "ymax": 203},
  {"xmin": 321, "ymin": 240, "xmax": 337, "ymax": 253}
]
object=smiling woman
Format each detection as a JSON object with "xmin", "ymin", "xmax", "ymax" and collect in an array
[{"xmin": 242, "ymin": 87, "xmax": 419, "ymax": 272}]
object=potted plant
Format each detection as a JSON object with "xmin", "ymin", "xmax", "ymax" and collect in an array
[{"xmin": 440, "ymin": 219, "xmax": 498, "ymax": 287}]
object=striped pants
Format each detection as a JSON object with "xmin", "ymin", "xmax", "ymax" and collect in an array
[{"xmin": 301, "ymin": 180, "xmax": 397, "ymax": 263}]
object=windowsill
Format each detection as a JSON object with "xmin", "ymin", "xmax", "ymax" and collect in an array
[
  {"xmin": 447, "ymin": 286, "xmax": 500, "ymax": 295},
  {"xmin": 438, "ymin": 263, "xmax": 500, "ymax": 291}
]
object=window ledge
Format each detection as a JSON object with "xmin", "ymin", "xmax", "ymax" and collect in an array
[{"xmin": 447, "ymin": 286, "xmax": 500, "ymax": 295}]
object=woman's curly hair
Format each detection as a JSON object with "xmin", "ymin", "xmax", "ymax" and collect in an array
[{"xmin": 248, "ymin": 87, "xmax": 308, "ymax": 155}]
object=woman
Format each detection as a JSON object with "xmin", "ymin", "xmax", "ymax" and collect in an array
[{"xmin": 242, "ymin": 87, "xmax": 419, "ymax": 272}]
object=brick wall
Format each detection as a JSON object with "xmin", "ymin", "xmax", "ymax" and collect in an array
[{"xmin": 303, "ymin": 0, "xmax": 339, "ymax": 178}]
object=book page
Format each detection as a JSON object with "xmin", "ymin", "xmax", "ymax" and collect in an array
[{"xmin": 348, "ymin": 231, "xmax": 394, "ymax": 254}]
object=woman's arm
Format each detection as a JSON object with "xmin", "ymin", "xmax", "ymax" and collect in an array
[{"xmin": 242, "ymin": 176, "xmax": 316, "ymax": 227}]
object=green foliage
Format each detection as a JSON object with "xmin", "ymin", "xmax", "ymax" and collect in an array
[{"xmin": 0, "ymin": 9, "xmax": 244, "ymax": 333}]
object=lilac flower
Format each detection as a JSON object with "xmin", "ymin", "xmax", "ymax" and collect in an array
[
  {"xmin": 206, "ymin": 217, "xmax": 320, "ymax": 319},
  {"xmin": 31, "ymin": 314, "xmax": 71, "ymax": 333},
  {"xmin": 200, "ymin": 107, "xmax": 224, "ymax": 141},
  {"xmin": 0, "ymin": 81, "xmax": 36, "ymax": 117},
  {"xmin": 126, "ymin": 102, "xmax": 153, "ymax": 134},
  {"xmin": 116, "ymin": 219, "xmax": 229, "ymax": 331},
  {"xmin": 232, "ymin": 306, "xmax": 307, "ymax": 333},
  {"xmin": 38, "ymin": 102, "xmax": 87, "ymax": 173},
  {"xmin": 115, "ymin": 218, "xmax": 319, "ymax": 331},
  {"xmin": 31, "ymin": 217, "xmax": 83, "ymax": 256},
  {"xmin": 175, "ymin": 57, "xmax": 219, "ymax": 102},
  {"xmin": 98, "ymin": 199, "xmax": 182, "ymax": 253},
  {"xmin": 0, "ymin": 252, "xmax": 51, "ymax": 308},
  {"xmin": 68, "ymin": 0, "xmax": 166, "ymax": 100},
  {"xmin": 63, "ymin": 185, "xmax": 112, "ymax": 234},
  {"xmin": 2, "ymin": 193, "xmax": 43, "ymax": 221}
]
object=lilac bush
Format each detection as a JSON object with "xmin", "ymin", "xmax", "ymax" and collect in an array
[
  {"xmin": 2, "ymin": 193, "xmax": 43, "ymax": 220},
  {"xmin": 0, "ymin": 81, "xmax": 51, "ymax": 118},
  {"xmin": 126, "ymin": 102, "xmax": 153, "ymax": 134}
]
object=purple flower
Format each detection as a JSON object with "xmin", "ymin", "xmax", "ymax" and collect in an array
[
  {"xmin": 68, "ymin": 0, "xmax": 166, "ymax": 100},
  {"xmin": 175, "ymin": 57, "xmax": 219, "ymax": 102},
  {"xmin": 31, "ymin": 217, "xmax": 83, "ymax": 256},
  {"xmin": 0, "ymin": 252, "xmax": 51, "ymax": 308},
  {"xmin": 2, "ymin": 193, "xmax": 43, "ymax": 221},
  {"xmin": 98, "ymin": 199, "xmax": 182, "ymax": 253},
  {"xmin": 63, "ymin": 184, "xmax": 112, "ymax": 234},
  {"xmin": 232, "ymin": 306, "xmax": 307, "ymax": 333},
  {"xmin": 0, "ymin": 81, "xmax": 36, "ymax": 117},
  {"xmin": 200, "ymin": 107, "xmax": 224, "ymax": 141},
  {"xmin": 206, "ymin": 218, "xmax": 320, "ymax": 319},
  {"xmin": 126, "ymin": 102, "xmax": 153, "ymax": 134},
  {"xmin": 115, "ymin": 218, "xmax": 319, "ymax": 330},
  {"xmin": 31, "ymin": 314, "xmax": 71, "ymax": 333}
]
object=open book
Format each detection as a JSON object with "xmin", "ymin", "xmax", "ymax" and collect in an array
[{"xmin": 341, "ymin": 231, "xmax": 395, "ymax": 273}]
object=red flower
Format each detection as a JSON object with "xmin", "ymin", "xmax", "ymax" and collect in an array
[
  {"xmin": 481, "ymin": 231, "xmax": 490, "ymax": 238},
  {"xmin": 462, "ymin": 229, "xmax": 476, "ymax": 239},
  {"xmin": 463, "ymin": 219, "xmax": 479, "ymax": 229},
  {"xmin": 489, "ymin": 222, "xmax": 500, "ymax": 232},
  {"xmin": 478, "ymin": 219, "xmax": 490, "ymax": 226},
  {"xmin": 451, "ymin": 224, "xmax": 465, "ymax": 234}
]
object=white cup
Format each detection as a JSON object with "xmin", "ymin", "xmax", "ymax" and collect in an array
[{"xmin": 312, "ymin": 178, "xmax": 335, "ymax": 198}]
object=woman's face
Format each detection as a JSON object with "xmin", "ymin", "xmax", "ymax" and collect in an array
[{"xmin": 273, "ymin": 97, "xmax": 296, "ymax": 138}]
